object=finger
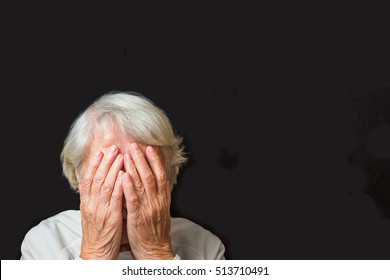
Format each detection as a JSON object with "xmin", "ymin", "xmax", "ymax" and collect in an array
[
  {"xmin": 124, "ymin": 153, "xmax": 145, "ymax": 198},
  {"xmin": 80, "ymin": 151, "xmax": 103, "ymax": 198},
  {"xmin": 109, "ymin": 170, "xmax": 124, "ymax": 213},
  {"xmin": 122, "ymin": 172, "xmax": 139, "ymax": 216},
  {"xmin": 90, "ymin": 145, "xmax": 119, "ymax": 198},
  {"xmin": 98, "ymin": 153, "xmax": 123, "ymax": 208},
  {"xmin": 129, "ymin": 142, "xmax": 157, "ymax": 195},
  {"xmin": 145, "ymin": 146, "xmax": 168, "ymax": 194}
]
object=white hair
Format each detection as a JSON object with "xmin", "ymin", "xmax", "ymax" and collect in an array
[{"xmin": 60, "ymin": 91, "xmax": 187, "ymax": 191}]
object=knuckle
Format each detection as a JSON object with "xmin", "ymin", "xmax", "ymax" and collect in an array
[
  {"xmin": 129, "ymin": 166, "xmax": 138, "ymax": 177},
  {"xmin": 143, "ymin": 173, "xmax": 155, "ymax": 184},
  {"xmin": 133, "ymin": 177, "xmax": 142, "ymax": 189},
  {"xmin": 93, "ymin": 174, "xmax": 104, "ymax": 185},
  {"xmin": 126, "ymin": 193, "xmax": 139, "ymax": 205},
  {"xmin": 111, "ymin": 191, "xmax": 122, "ymax": 202},
  {"xmin": 127, "ymin": 196, "xmax": 138, "ymax": 205},
  {"xmin": 101, "ymin": 183, "xmax": 112, "ymax": 194},
  {"xmin": 85, "ymin": 206, "xmax": 95, "ymax": 218},
  {"xmin": 82, "ymin": 175, "xmax": 93, "ymax": 186},
  {"xmin": 158, "ymin": 170, "xmax": 166, "ymax": 183}
]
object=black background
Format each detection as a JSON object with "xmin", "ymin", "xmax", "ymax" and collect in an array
[{"xmin": 2, "ymin": 4, "xmax": 390, "ymax": 260}]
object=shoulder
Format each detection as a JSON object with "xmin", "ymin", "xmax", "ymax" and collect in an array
[
  {"xmin": 170, "ymin": 217, "xmax": 225, "ymax": 260},
  {"xmin": 21, "ymin": 210, "xmax": 82, "ymax": 260},
  {"xmin": 27, "ymin": 210, "xmax": 81, "ymax": 238}
]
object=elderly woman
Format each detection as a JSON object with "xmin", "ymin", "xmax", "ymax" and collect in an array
[{"xmin": 20, "ymin": 91, "xmax": 225, "ymax": 260}]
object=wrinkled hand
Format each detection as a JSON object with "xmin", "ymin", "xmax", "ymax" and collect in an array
[
  {"xmin": 123, "ymin": 143, "xmax": 174, "ymax": 260},
  {"xmin": 79, "ymin": 145, "xmax": 124, "ymax": 260}
]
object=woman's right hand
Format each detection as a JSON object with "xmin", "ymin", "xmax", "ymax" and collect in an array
[{"xmin": 78, "ymin": 145, "xmax": 124, "ymax": 260}]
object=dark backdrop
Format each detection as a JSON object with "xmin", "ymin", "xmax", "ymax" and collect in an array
[{"xmin": 2, "ymin": 4, "xmax": 390, "ymax": 261}]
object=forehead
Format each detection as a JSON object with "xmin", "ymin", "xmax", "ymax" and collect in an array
[
  {"xmin": 82, "ymin": 123, "xmax": 166, "ymax": 173},
  {"xmin": 89, "ymin": 124, "xmax": 137, "ymax": 153},
  {"xmin": 100, "ymin": 127, "xmax": 132, "ymax": 144}
]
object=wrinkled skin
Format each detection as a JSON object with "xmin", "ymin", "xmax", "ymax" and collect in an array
[{"xmin": 78, "ymin": 127, "xmax": 174, "ymax": 260}]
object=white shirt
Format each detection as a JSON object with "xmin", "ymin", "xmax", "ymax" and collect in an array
[{"xmin": 20, "ymin": 210, "xmax": 226, "ymax": 260}]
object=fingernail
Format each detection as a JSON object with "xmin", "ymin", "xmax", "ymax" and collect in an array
[
  {"xmin": 146, "ymin": 146, "xmax": 153, "ymax": 154},
  {"xmin": 131, "ymin": 143, "xmax": 139, "ymax": 152},
  {"xmin": 94, "ymin": 151, "xmax": 102, "ymax": 161},
  {"xmin": 110, "ymin": 145, "xmax": 118, "ymax": 153}
]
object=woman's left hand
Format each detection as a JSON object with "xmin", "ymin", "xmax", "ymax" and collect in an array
[{"xmin": 123, "ymin": 143, "xmax": 175, "ymax": 260}]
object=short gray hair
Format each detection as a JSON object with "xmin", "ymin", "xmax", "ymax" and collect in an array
[{"xmin": 60, "ymin": 91, "xmax": 187, "ymax": 191}]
